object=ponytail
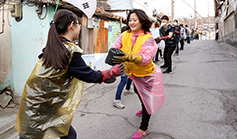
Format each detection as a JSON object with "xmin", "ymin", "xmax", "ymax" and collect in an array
[
  {"xmin": 42, "ymin": 23, "xmax": 70, "ymax": 69},
  {"xmin": 42, "ymin": 9, "xmax": 78, "ymax": 69}
]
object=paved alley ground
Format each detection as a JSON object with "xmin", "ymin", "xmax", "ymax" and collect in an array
[{"xmin": 1, "ymin": 40, "xmax": 237, "ymax": 139}]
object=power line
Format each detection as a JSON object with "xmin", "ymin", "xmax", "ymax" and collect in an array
[{"xmin": 182, "ymin": 0, "xmax": 203, "ymax": 18}]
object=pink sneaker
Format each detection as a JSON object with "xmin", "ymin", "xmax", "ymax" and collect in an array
[
  {"xmin": 136, "ymin": 110, "xmax": 142, "ymax": 117},
  {"xmin": 132, "ymin": 130, "xmax": 148, "ymax": 139}
]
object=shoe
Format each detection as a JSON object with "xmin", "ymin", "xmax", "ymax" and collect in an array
[
  {"xmin": 124, "ymin": 89, "xmax": 133, "ymax": 95},
  {"xmin": 132, "ymin": 130, "xmax": 148, "ymax": 139},
  {"xmin": 162, "ymin": 70, "xmax": 173, "ymax": 74},
  {"xmin": 174, "ymin": 53, "xmax": 179, "ymax": 56},
  {"xmin": 113, "ymin": 100, "xmax": 125, "ymax": 109},
  {"xmin": 136, "ymin": 110, "xmax": 142, "ymax": 117},
  {"xmin": 160, "ymin": 65, "xmax": 167, "ymax": 68}
]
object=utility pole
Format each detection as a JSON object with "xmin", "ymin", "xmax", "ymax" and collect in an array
[
  {"xmin": 208, "ymin": 1, "xmax": 210, "ymax": 40},
  {"xmin": 194, "ymin": 0, "xmax": 197, "ymax": 29},
  {"xmin": 171, "ymin": 0, "xmax": 175, "ymax": 22}
]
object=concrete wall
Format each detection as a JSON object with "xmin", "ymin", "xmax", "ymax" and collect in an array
[
  {"xmin": 0, "ymin": 5, "xmax": 13, "ymax": 90},
  {"xmin": 0, "ymin": 5, "xmax": 55, "ymax": 103},
  {"xmin": 224, "ymin": 30, "xmax": 237, "ymax": 47},
  {"xmin": 216, "ymin": 0, "xmax": 237, "ymax": 47},
  {"xmin": 223, "ymin": 11, "xmax": 237, "ymax": 47}
]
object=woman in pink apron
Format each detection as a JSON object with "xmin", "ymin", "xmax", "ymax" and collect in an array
[{"xmin": 112, "ymin": 9, "xmax": 165, "ymax": 139}]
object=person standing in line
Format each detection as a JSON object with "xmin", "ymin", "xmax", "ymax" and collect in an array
[
  {"xmin": 191, "ymin": 28, "xmax": 195, "ymax": 41},
  {"xmin": 185, "ymin": 24, "xmax": 191, "ymax": 44},
  {"xmin": 157, "ymin": 15, "xmax": 176, "ymax": 74},
  {"xmin": 173, "ymin": 19, "xmax": 180, "ymax": 56},
  {"xmin": 113, "ymin": 26, "xmax": 133, "ymax": 109},
  {"xmin": 195, "ymin": 28, "xmax": 199, "ymax": 40},
  {"xmin": 152, "ymin": 21, "xmax": 163, "ymax": 62},
  {"xmin": 215, "ymin": 28, "xmax": 219, "ymax": 40},
  {"xmin": 111, "ymin": 9, "xmax": 164, "ymax": 139},
  {"xmin": 15, "ymin": 9, "xmax": 124, "ymax": 139},
  {"xmin": 179, "ymin": 24, "xmax": 186, "ymax": 50}
]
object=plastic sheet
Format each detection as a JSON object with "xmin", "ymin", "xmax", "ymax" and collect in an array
[
  {"xmin": 131, "ymin": 66, "xmax": 164, "ymax": 114},
  {"xmin": 15, "ymin": 42, "xmax": 84, "ymax": 139}
]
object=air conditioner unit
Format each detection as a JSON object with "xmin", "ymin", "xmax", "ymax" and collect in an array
[{"xmin": 9, "ymin": 4, "xmax": 21, "ymax": 18}]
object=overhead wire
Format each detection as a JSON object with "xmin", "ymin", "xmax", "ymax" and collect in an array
[
  {"xmin": 97, "ymin": 0, "xmax": 127, "ymax": 9},
  {"xmin": 37, "ymin": 4, "xmax": 48, "ymax": 20},
  {"xmin": 0, "ymin": 0, "xmax": 50, "ymax": 20},
  {"xmin": 0, "ymin": 1, "xmax": 32, "ymax": 11},
  {"xmin": 182, "ymin": 0, "xmax": 203, "ymax": 18},
  {"xmin": 155, "ymin": 0, "xmax": 170, "ymax": 13}
]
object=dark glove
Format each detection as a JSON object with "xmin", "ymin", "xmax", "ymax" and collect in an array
[
  {"xmin": 103, "ymin": 76, "xmax": 116, "ymax": 83},
  {"xmin": 156, "ymin": 36, "xmax": 169, "ymax": 42},
  {"xmin": 156, "ymin": 37, "xmax": 163, "ymax": 42},
  {"xmin": 99, "ymin": 64, "xmax": 125, "ymax": 83},
  {"xmin": 112, "ymin": 53, "xmax": 142, "ymax": 65}
]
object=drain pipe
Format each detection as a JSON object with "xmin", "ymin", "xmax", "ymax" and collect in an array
[{"xmin": 0, "ymin": 4, "xmax": 4, "ymax": 34}]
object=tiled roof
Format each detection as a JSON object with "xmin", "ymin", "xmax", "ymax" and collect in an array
[
  {"xmin": 29, "ymin": 0, "xmax": 126, "ymax": 22},
  {"xmin": 95, "ymin": 8, "xmax": 126, "ymax": 22}
]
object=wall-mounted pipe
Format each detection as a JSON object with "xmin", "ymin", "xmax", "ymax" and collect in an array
[{"xmin": 0, "ymin": 4, "xmax": 4, "ymax": 34}]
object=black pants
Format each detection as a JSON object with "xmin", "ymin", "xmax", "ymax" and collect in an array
[
  {"xmin": 154, "ymin": 48, "xmax": 162, "ymax": 61},
  {"xmin": 180, "ymin": 39, "xmax": 184, "ymax": 50},
  {"xmin": 19, "ymin": 125, "xmax": 77, "ymax": 139},
  {"xmin": 134, "ymin": 84, "xmax": 151, "ymax": 131},
  {"xmin": 163, "ymin": 45, "xmax": 176, "ymax": 71}
]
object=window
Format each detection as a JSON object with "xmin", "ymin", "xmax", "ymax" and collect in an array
[{"xmin": 235, "ymin": 13, "xmax": 237, "ymax": 29}]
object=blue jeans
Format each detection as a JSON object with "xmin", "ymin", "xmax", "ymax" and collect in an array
[
  {"xmin": 115, "ymin": 73, "xmax": 132, "ymax": 100},
  {"xmin": 19, "ymin": 125, "xmax": 77, "ymax": 139}
]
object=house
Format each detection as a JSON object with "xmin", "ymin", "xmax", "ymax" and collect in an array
[
  {"xmin": 0, "ymin": 0, "xmax": 126, "ymax": 104},
  {"xmin": 215, "ymin": 0, "xmax": 237, "ymax": 47}
]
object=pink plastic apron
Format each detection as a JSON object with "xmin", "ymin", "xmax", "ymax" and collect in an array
[{"xmin": 130, "ymin": 66, "xmax": 164, "ymax": 114}]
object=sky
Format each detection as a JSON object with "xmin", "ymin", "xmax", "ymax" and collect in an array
[{"xmin": 149, "ymin": 0, "xmax": 215, "ymax": 18}]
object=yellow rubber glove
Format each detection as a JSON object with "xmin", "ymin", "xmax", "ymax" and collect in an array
[{"xmin": 112, "ymin": 53, "xmax": 143, "ymax": 65}]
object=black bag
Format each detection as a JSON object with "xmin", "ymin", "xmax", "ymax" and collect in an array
[{"xmin": 105, "ymin": 48, "xmax": 124, "ymax": 66}]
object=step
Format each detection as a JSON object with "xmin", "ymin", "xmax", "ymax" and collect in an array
[
  {"xmin": 0, "ymin": 107, "xmax": 18, "ymax": 139},
  {"xmin": 0, "ymin": 124, "xmax": 18, "ymax": 139}
]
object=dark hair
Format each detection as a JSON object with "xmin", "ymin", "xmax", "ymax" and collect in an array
[
  {"xmin": 121, "ymin": 26, "xmax": 129, "ymax": 33},
  {"xmin": 185, "ymin": 24, "xmax": 188, "ymax": 27},
  {"xmin": 42, "ymin": 9, "xmax": 78, "ymax": 69},
  {"xmin": 126, "ymin": 9, "xmax": 152, "ymax": 34},
  {"xmin": 180, "ymin": 24, "xmax": 183, "ymax": 27},
  {"xmin": 174, "ymin": 19, "xmax": 178, "ymax": 23},
  {"xmin": 161, "ymin": 15, "xmax": 169, "ymax": 21},
  {"xmin": 154, "ymin": 21, "xmax": 160, "ymax": 28}
]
